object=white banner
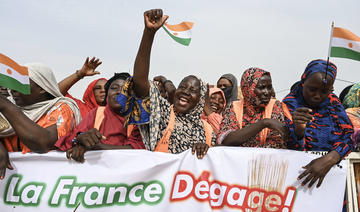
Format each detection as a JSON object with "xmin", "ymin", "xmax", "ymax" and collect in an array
[{"xmin": 0, "ymin": 147, "xmax": 347, "ymax": 212}]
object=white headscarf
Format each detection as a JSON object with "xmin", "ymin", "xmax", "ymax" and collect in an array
[{"xmin": 0, "ymin": 63, "xmax": 81, "ymax": 137}]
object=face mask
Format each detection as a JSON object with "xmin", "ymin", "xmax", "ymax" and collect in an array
[{"xmin": 221, "ymin": 86, "xmax": 233, "ymax": 104}]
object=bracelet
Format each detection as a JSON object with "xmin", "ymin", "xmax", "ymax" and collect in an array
[
  {"xmin": 72, "ymin": 132, "xmax": 84, "ymax": 147},
  {"xmin": 75, "ymin": 70, "xmax": 84, "ymax": 80}
]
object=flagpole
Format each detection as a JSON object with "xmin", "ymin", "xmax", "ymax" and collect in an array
[
  {"xmin": 327, "ymin": 21, "xmax": 334, "ymax": 59},
  {"xmin": 325, "ymin": 21, "xmax": 334, "ymax": 83}
]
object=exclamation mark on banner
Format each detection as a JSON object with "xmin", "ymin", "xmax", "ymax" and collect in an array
[{"xmin": 282, "ymin": 187, "xmax": 296, "ymax": 212}]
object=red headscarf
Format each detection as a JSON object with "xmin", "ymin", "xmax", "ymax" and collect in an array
[
  {"xmin": 66, "ymin": 78, "xmax": 107, "ymax": 118},
  {"xmin": 241, "ymin": 68, "xmax": 270, "ymax": 124}
]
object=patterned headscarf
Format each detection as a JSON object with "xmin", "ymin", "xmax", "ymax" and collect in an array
[
  {"xmin": 343, "ymin": 83, "xmax": 360, "ymax": 109},
  {"xmin": 147, "ymin": 75, "xmax": 215, "ymax": 153},
  {"xmin": 282, "ymin": 59, "xmax": 354, "ymax": 158},
  {"xmin": 241, "ymin": 68, "xmax": 271, "ymax": 122}
]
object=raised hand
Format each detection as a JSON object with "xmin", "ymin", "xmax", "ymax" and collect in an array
[
  {"xmin": 144, "ymin": 9, "xmax": 168, "ymax": 33},
  {"xmin": 153, "ymin": 75, "xmax": 167, "ymax": 85},
  {"xmin": 77, "ymin": 57, "xmax": 102, "ymax": 78},
  {"xmin": 203, "ymin": 84, "xmax": 213, "ymax": 116}
]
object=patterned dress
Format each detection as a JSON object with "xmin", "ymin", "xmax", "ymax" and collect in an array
[
  {"xmin": 217, "ymin": 68, "xmax": 286, "ymax": 148},
  {"xmin": 117, "ymin": 77, "xmax": 216, "ymax": 154},
  {"xmin": 282, "ymin": 59, "xmax": 354, "ymax": 158}
]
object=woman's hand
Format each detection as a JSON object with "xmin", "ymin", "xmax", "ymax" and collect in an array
[
  {"xmin": 66, "ymin": 145, "xmax": 86, "ymax": 163},
  {"xmin": 144, "ymin": 9, "xmax": 168, "ymax": 33},
  {"xmin": 76, "ymin": 129, "xmax": 104, "ymax": 149},
  {"xmin": 203, "ymin": 84, "xmax": 213, "ymax": 116},
  {"xmin": 0, "ymin": 142, "xmax": 13, "ymax": 179},
  {"xmin": 263, "ymin": 118, "xmax": 289, "ymax": 139},
  {"xmin": 298, "ymin": 151, "xmax": 340, "ymax": 188},
  {"xmin": 153, "ymin": 75, "xmax": 167, "ymax": 85},
  {"xmin": 292, "ymin": 107, "xmax": 313, "ymax": 137},
  {"xmin": 191, "ymin": 143, "xmax": 209, "ymax": 159},
  {"xmin": 77, "ymin": 57, "xmax": 102, "ymax": 78}
]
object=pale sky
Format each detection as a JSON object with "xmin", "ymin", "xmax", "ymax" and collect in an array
[{"xmin": 1, "ymin": 0, "xmax": 359, "ymax": 100}]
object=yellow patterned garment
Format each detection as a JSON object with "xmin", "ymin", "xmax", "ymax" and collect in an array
[
  {"xmin": 343, "ymin": 83, "xmax": 360, "ymax": 109},
  {"xmin": 115, "ymin": 77, "xmax": 150, "ymax": 126}
]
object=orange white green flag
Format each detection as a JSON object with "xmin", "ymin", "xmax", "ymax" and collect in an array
[
  {"xmin": 0, "ymin": 54, "xmax": 30, "ymax": 94},
  {"xmin": 330, "ymin": 26, "xmax": 360, "ymax": 61},
  {"xmin": 162, "ymin": 22, "xmax": 194, "ymax": 46}
]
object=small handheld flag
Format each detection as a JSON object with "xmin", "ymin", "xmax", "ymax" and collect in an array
[
  {"xmin": 162, "ymin": 22, "xmax": 194, "ymax": 46},
  {"xmin": 329, "ymin": 25, "xmax": 360, "ymax": 62},
  {"xmin": 0, "ymin": 54, "xmax": 30, "ymax": 94}
]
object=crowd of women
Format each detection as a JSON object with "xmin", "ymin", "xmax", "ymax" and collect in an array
[{"xmin": 0, "ymin": 9, "xmax": 359, "ymax": 194}]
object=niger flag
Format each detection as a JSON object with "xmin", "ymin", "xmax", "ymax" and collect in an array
[
  {"xmin": 0, "ymin": 54, "xmax": 30, "ymax": 94},
  {"xmin": 162, "ymin": 22, "xmax": 194, "ymax": 46},
  {"xmin": 330, "ymin": 27, "xmax": 360, "ymax": 61}
]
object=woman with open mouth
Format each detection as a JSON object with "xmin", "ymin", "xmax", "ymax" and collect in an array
[
  {"xmin": 201, "ymin": 87, "xmax": 226, "ymax": 134},
  {"xmin": 115, "ymin": 9, "xmax": 216, "ymax": 158},
  {"xmin": 217, "ymin": 68, "xmax": 287, "ymax": 148}
]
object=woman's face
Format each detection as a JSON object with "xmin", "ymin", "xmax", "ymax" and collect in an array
[
  {"xmin": 210, "ymin": 92, "xmax": 225, "ymax": 114},
  {"xmin": 107, "ymin": 79, "xmax": 126, "ymax": 112},
  {"xmin": 11, "ymin": 79, "xmax": 47, "ymax": 107},
  {"xmin": 253, "ymin": 75, "xmax": 272, "ymax": 107},
  {"xmin": 93, "ymin": 79, "xmax": 107, "ymax": 106},
  {"xmin": 217, "ymin": 78, "xmax": 232, "ymax": 89},
  {"xmin": 0, "ymin": 86, "xmax": 9, "ymax": 97},
  {"xmin": 173, "ymin": 76, "xmax": 201, "ymax": 114},
  {"xmin": 303, "ymin": 72, "xmax": 333, "ymax": 108}
]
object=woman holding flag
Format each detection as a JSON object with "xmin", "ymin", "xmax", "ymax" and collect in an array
[
  {"xmin": 282, "ymin": 59, "xmax": 354, "ymax": 188},
  {"xmin": 115, "ymin": 9, "xmax": 215, "ymax": 158},
  {"xmin": 0, "ymin": 63, "xmax": 81, "ymax": 179}
]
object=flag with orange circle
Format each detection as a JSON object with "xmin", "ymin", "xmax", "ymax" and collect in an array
[
  {"xmin": 331, "ymin": 27, "xmax": 360, "ymax": 61},
  {"xmin": 162, "ymin": 22, "xmax": 194, "ymax": 46},
  {"xmin": 0, "ymin": 54, "xmax": 30, "ymax": 94}
]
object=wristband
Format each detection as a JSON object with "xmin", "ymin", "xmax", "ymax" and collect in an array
[{"xmin": 72, "ymin": 132, "xmax": 84, "ymax": 147}]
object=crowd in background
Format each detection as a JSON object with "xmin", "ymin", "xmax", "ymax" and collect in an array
[{"xmin": 0, "ymin": 9, "xmax": 359, "ymax": 198}]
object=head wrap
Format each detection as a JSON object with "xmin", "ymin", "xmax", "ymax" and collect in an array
[
  {"xmin": 282, "ymin": 59, "xmax": 354, "ymax": 157},
  {"xmin": 241, "ymin": 67, "xmax": 271, "ymax": 118},
  {"xmin": 209, "ymin": 87, "xmax": 226, "ymax": 108},
  {"xmin": 103, "ymin": 72, "xmax": 130, "ymax": 105},
  {"xmin": 217, "ymin": 68, "xmax": 285, "ymax": 148},
  {"xmin": 82, "ymin": 78, "xmax": 107, "ymax": 109},
  {"xmin": 147, "ymin": 75, "xmax": 211, "ymax": 153},
  {"xmin": 219, "ymin": 73, "xmax": 238, "ymax": 104},
  {"xmin": 343, "ymin": 83, "xmax": 360, "ymax": 109},
  {"xmin": 0, "ymin": 63, "xmax": 81, "ymax": 137}
]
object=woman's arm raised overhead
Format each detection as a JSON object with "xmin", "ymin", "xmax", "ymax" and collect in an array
[{"xmin": 133, "ymin": 9, "xmax": 168, "ymax": 98}]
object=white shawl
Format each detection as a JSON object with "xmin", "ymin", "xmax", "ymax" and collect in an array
[{"xmin": 0, "ymin": 63, "xmax": 81, "ymax": 137}]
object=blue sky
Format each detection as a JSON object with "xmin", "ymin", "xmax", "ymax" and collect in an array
[{"xmin": 1, "ymin": 0, "xmax": 360, "ymax": 99}]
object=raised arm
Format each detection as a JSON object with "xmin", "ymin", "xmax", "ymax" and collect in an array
[
  {"xmin": 58, "ymin": 57, "xmax": 102, "ymax": 95},
  {"xmin": 133, "ymin": 9, "xmax": 168, "ymax": 98}
]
